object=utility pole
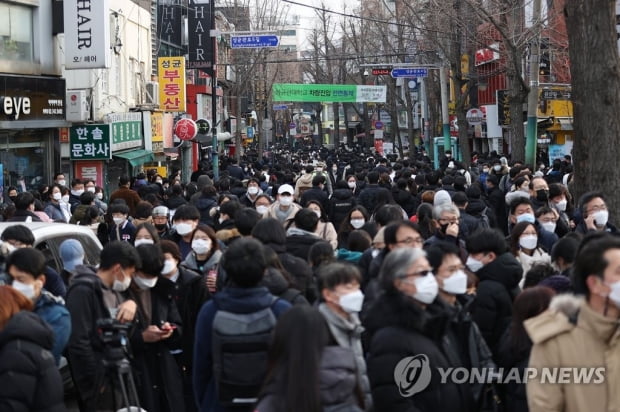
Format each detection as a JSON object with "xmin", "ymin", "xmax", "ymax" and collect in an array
[
  {"xmin": 440, "ymin": 65, "xmax": 451, "ymax": 154},
  {"xmin": 525, "ymin": 0, "xmax": 542, "ymax": 167}
]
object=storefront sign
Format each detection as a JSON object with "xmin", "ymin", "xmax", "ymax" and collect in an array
[
  {"xmin": 74, "ymin": 160, "xmax": 104, "ymax": 187},
  {"xmin": 187, "ymin": 0, "xmax": 214, "ymax": 70},
  {"xmin": 158, "ymin": 57, "xmax": 186, "ymax": 112},
  {"xmin": 272, "ymin": 84, "xmax": 387, "ymax": 103},
  {"xmin": 158, "ymin": 0, "xmax": 182, "ymax": 46},
  {"xmin": 151, "ymin": 113, "xmax": 164, "ymax": 153},
  {"xmin": 63, "ymin": 0, "xmax": 110, "ymax": 69},
  {"xmin": 70, "ymin": 124, "xmax": 112, "ymax": 160},
  {"xmin": 0, "ymin": 75, "xmax": 65, "ymax": 122},
  {"xmin": 105, "ymin": 112, "xmax": 143, "ymax": 152}
]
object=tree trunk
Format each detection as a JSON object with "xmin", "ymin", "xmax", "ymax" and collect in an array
[
  {"xmin": 566, "ymin": 0, "xmax": 620, "ymax": 220},
  {"xmin": 508, "ymin": 73, "xmax": 527, "ymax": 161}
]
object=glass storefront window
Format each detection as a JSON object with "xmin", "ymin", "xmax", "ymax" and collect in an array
[
  {"xmin": 0, "ymin": 3, "xmax": 33, "ymax": 63},
  {"xmin": 0, "ymin": 130, "xmax": 48, "ymax": 200}
]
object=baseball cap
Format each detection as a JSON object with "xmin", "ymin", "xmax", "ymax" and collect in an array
[
  {"xmin": 59, "ymin": 239, "xmax": 85, "ymax": 272},
  {"xmin": 278, "ymin": 184, "xmax": 294, "ymax": 195}
]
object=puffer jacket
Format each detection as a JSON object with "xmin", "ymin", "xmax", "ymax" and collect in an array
[
  {"xmin": 525, "ymin": 295, "xmax": 620, "ymax": 412},
  {"xmin": 0, "ymin": 311, "xmax": 66, "ymax": 411}
]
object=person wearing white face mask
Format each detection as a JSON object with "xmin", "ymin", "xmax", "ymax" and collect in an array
[
  {"xmin": 426, "ymin": 242, "xmax": 497, "ymax": 408},
  {"xmin": 266, "ymin": 184, "xmax": 301, "ymax": 227},
  {"xmin": 318, "ymin": 262, "xmax": 373, "ymax": 411},
  {"xmin": 576, "ymin": 191, "xmax": 618, "ymax": 235},
  {"xmin": 525, "ymin": 234, "xmax": 620, "ymax": 412},
  {"xmin": 241, "ymin": 178, "xmax": 263, "ymax": 208},
  {"xmin": 68, "ymin": 178, "xmax": 86, "ymax": 214},
  {"xmin": 364, "ymin": 247, "xmax": 467, "ymax": 411},
  {"xmin": 510, "ymin": 222, "xmax": 551, "ymax": 287},
  {"xmin": 130, "ymin": 243, "xmax": 186, "ymax": 412},
  {"xmin": 107, "ymin": 203, "xmax": 137, "ymax": 244},
  {"xmin": 44, "ymin": 183, "xmax": 68, "ymax": 222},
  {"xmin": 65, "ymin": 241, "xmax": 140, "ymax": 410},
  {"xmin": 167, "ymin": 204, "xmax": 201, "ymax": 259},
  {"xmin": 465, "ymin": 228, "xmax": 523, "ymax": 358},
  {"xmin": 547, "ymin": 183, "xmax": 573, "ymax": 236},
  {"xmin": 181, "ymin": 224, "xmax": 222, "ymax": 279},
  {"xmin": 6, "ymin": 247, "xmax": 71, "ymax": 366},
  {"xmin": 254, "ymin": 194, "xmax": 272, "ymax": 217},
  {"xmin": 133, "ymin": 222, "xmax": 160, "ymax": 247}
]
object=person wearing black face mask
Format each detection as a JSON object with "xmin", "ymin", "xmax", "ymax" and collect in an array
[
  {"xmin": 529, "ymin": 176, "xmax": 550, "ymax": 210},
  {"xmin": 424, "ymin": 204, "xmax": 468, "ymax": 260},
  {"xmin": 4, "ymin": 186, "xmax": 18, "ymax": 205}
]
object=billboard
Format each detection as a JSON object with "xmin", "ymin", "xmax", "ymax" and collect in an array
[{"xmin": 64, "ymin": 0, "xmax": 110, "ymax": 69}]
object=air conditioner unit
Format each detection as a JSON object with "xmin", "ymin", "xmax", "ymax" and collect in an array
[
  {"xmin": 66, "ymin": 90, "xmax": 89, "ymax": 122},
  {"xmin": 145, "ymin": 81, "xmax": 159, "ymax": 105}
]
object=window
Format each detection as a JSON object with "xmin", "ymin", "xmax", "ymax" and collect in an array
[{"xmin": 0, "ymin": 3, "xmax": 33, "ymax": 63}]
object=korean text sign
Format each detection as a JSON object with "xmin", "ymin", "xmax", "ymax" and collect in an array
[
  {"xmin": 158, "ymin": 57, "xmax": 186, "ymax": 112},
  {"xmin": 70, "ymin": 124, "xmax": 112, "ymax": 160}
]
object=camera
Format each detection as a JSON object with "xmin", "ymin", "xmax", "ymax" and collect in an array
[{"xmin": 96, "ymin": 318, "xmax": 131, "ymax": 363}]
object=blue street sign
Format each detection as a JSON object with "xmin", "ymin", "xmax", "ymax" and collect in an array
[
  {"xmin": 231, "ymin": 35, "xmax": 279, "ymax": 49},
  {"xmin": 247, "ymin": 126, "xmax": 254, "ymax": 138},
  {"xmin": 391, "ymin": 68, "xmax": 428, "ymax": 78},
  {"xmin": 273, "ymin": 104, "xmax": 288, "ymax": 110},
  {"xmin": 375, "ymin": 121, "xmax": 384, "ymax": 129}
]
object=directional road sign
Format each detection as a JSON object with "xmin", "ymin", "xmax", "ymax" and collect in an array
[
  {"xmin": 231, "ymin": 35, "xmax": 279, "ymax": 49},
  {"xmin": 391, "ymin": 68, "xmax": 429, "ymax": 78},
  {"xmin": 273, "ymin": 104, "xmax": 288, "ymax": 111}
]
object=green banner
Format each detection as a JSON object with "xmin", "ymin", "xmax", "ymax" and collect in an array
[
  {"xmin": 105, "ymin": 112, "xmax": 143, "ymax": 151},
  {"xmin": 272, "ymin": 84, "xmax": 386, "ymax": 103},
  {"xmin": 70, "ymin": 124, "xmax": 112, "ymax": 160}
]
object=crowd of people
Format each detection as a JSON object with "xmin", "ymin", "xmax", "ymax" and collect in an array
[{"xmin": 0, "ymin": 144, "xmax": 617, "ymax": 412}]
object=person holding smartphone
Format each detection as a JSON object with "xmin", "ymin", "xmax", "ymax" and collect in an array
[{"xmin": 576, "ymin": 191, "xmax": 618, "ymax": 234}]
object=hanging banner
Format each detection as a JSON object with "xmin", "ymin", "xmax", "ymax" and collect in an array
[
  {"xmin": 187, "ymin": 0, "xmax": 214, "ymax": 70},
  {"xmin": 272, "ymin": 84, "xmax": 387, "ymax": 103},
  {"xmin": 158, "ymin": 57, "xmax": 186, "ymax": 112},
  {"xmin": 64, "ymin": 0, "xmax": 111, "ymax": 69},
  {"xmin": 104, "ymin": 112, "xmax": 143, "ymax": 152},
  {"xmin": 158, "ymin": 0, "xmax": 183, "ymax": 47}
]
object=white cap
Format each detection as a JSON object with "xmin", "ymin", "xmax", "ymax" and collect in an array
[{"xmin": 278, "ymin": 184, "xmax": 294, "ymax": 195}]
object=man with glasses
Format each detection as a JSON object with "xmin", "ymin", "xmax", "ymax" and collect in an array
[
  {"xmin": 65, "ymin": 241, "xmax": 141, "ymax": 411},
  {"xmin": 576, "ymin": 191, "xmax": 618, "ymax": 234},
  {"xmin": 424, "ymin": 204, "xmax": 467, "ymax": 260}
]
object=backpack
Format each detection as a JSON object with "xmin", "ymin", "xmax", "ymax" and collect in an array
[
  {"xmin": 211, "ymin": 297, "xmax": 278, "ymax": 407},
  {"xmin": 477, "ymin": 207, "xmax": 491, "ymax": 229}
]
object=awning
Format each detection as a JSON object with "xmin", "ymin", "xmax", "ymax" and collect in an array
[{"xmin": 114, "ymin": 149, "xmax": 155, "ymax": 167}]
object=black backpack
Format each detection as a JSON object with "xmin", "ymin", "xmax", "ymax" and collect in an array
[
  {"xmin": 211, "ymin": 297, "xmax": 278, "ymax": 407},
  {"xmin": 477, "ymin": 207, "xmax": 491, "ymax": 229}
]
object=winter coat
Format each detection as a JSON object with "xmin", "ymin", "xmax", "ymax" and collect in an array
[
  {"xmin": 472, "ymin": 252, "xmax": 522, "ymax": 357},
  {"xmin": 44, "ymin": 201, "xmax": 65, "ymax": 221},
  {"xmin": 294, "ymin": 173, "xmax": 314, "ymax": 201},
  {"xmin": 240, "ymin": 189, "xmax": 263, "ymax": 208},
  {"xmin": 357, "ymin": 184, "xmax": 392, "ymax": 215},
  {"xmin": 0, "ymin": 311, "xmax": 66, "ymax": 412},
  {"xmin": 316, "ymin": 220, "xmax": 338, "ymax": 249},
  {"xmin": 128, "ymin": 280, "xmax": 186, "ymax": 412},
  {"xmin": 108, "ymin": 219, "xmax": 137, "ymax": 243},
  {"xmin": 337, "ymin": 249, "xmax": 364, "ymax": 264},
  {"xmin": 182, "ymin": 249, "xmax": 222, "ymax": 276},
  {"xmin": 69, "ymin": 203, "xmax": 90, "ymax": 224},
  {"xmin": 525, "ymin": 295, "xmax": 620, "ymax": 412},
  {"xmin": 300, "ymin": 186, "xmax": 330, "ymax": 211},
  {"xmin": 34, "ymin": 290, "xmax": 71, "ymax": 366},
  {"xmin": 363, "ymin": 292, "xmax": 467, "ymax": 412},
  {"xmin": 266, "ymin": 201, "xmax": 302, "ymax": 227},
  {"xmin": 255, "ymin": 346, "xmax": 363, "ymax": 412},
  {"xmin": 263, "ymin": 242, "xmax": 315, "ymax": 302},
  {"xmin": 215, "ymin": 219, "xmax": 241, "ymax": 245},
  {"xmin": 165, "ymin": 194, "xmax": 189, "ymax": 210},
  {"xmin": 487, "ymin": 186, "xmax": 507, "ymax": 231},
  {"xmin": 516, "ymin": 248, "xmax": 552, "ymax": 285},
  {"xmin": 392, "ymin": 187, "xmax": 418, "ymax": 217},
  {"xmin": 329, "ymin": 189, "xmax": 356, "ymax": 229},
  {"xmin": 193, "ymin": 287, "xmax": 292, "ymax": 412},
  {"xmin": 192, "ymin": 193, "xmax": 218, "ymax": 226},
  {"xmin": 7, "ymin": 209, "xmax": 42, "ymax": 222},
  {"xmin": 286, "ymin": 228, "xmax": 323, "ymax": 260},
  {"xmin": 496, "ymin": 327, "xmax": 531, "ymax": 412},
  {"xmin": 260, "ymin": 267, "xmax": 309, "ymax": 306},
  {"xmin": 319, "ymin": 303, "xmax": 372, "ymax": 411},
  {"xmin": 109, "ymin": 186, "xmax": 141, "ymax": 216}
]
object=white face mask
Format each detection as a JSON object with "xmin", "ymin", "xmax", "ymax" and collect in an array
[
  {"xmin": 218, "ymin": 216, "xmax": 225, "ymax": 225},
  {"xmin": 113, "ymin": 217, "xmax": 125, "ymax": 226},
  {"xmin": 348, "ymin": 181, "xmax": 356, "ymax": 189},
  {"xmin": 12, "ymin": 280, "xmax": 36, "ymax": 300},
  {"xmin": 96, "ymin": 192, "xmax": 103, "ymax": 200},
  {"xmin": 133, "ymin": 275, "xmax": 158, "ymax": 290},
  {"xmin": 192, "ymin": 239, "xmax": 212, "ymax": 255},
  {"xmin": 161, "ymin": 259, "xmax": 177, "ymax": 276},
  {"xmin": 311, "ymin": 209, "xmax": 321, "ymax": 219},
  {"xmin": 247, "ymin": 186, "xmax": 259, "ymax": 195},
  {"xmin": 61, "ymin": 195, "xmax": 70, "ymax": 204},
  {"xmin": 174, "ymin": 222, "xmax": 194, "ymax": 236},
  {"xmin": 540, "ymin": 221, "xmax": 556, "ymax": 234},
  {"xmin": 256, "ymin": 205, "xmax": 269, "ymax": 215},
  {"xmin": 52, "ymin": 192, "xmax": 62, "ymax": 201},
  {"xmin": 134, "ymin": 238, "xmax": 154, "ymax": 247},
  {"xmin": 519, "ymin": 235, "xmax": 538, "ymax": 250},
  {"xmin": 112, "ymin": 271, "xmax": 132, "ymax": 292},
  {"xmin": 316, "ymin": 167, "xmax": 323, "ymax": 172},
  {"xmin": 279, "ymin": 196, "xmax": 293, "ymax": 206},
  {"xmin": 72, "ymin": 189, "xmax": 84, "ymax": 197},
  {"xmin": 466, "ymin": 256, "xmax": 484, "ymax": 272},
  {"xmin": 87, "ymin": 187, "xmax": 96, "ymax": 193},
  {"xmin": 554, "ymin": 199, "xmax": 567, "ymax": 212},
  {"xmin": 57, "ymin": 179, "xmax": 66, "ymax": 187},
  {"xmin": 593, "ymin": 210, "xmax": 609, "ymax": 227},
  {"xmin": 493, "ymin": 165, "xmax": 502, "ymax": 172},
  {"xmin": 412, "ymin": 273, "xmax": 438, "ymax": 304},
  {"xmin": 606, "ymin": 280, "xmax": 620, "ymax": 308},
  {"xmin": 350, "ymin": 219, "xmax": 365, "ymax": 229},
  {"xmin": 338, "ymin": 290, "xmax": 364, "ymax": 313},
  {"xmin": 442, "ymin": 270, "xmax": 468, "ymax": 295},
  {"xmin": 516, "ymin": 213, "xmax": 536, "ymax": 224}
]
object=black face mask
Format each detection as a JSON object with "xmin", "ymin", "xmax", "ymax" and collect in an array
[
  {"xmin": 8, "ymin": 196, "xmax": 16, "ymax": 203},
  {"xmin": 154, "ymin": 223, "xmax": 167, "ymax": 231},
  {"xmin": 536, "ymin": 189, "xmax": 549, "ymax": 202},
  {"xmin": 440, "ymin": 223, "xmax": 450, "ymax": 234}
]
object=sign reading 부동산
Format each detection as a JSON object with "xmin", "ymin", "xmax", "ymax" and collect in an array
[
  {"xmin": 64, "ymin": 0, "xmax": 110, "ymax": 69},
  {"xmin": 272, "ymin": 84, "xmax": 387, "ymax": 103}
]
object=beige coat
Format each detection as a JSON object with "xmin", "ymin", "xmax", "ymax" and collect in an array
[{"xmin": 525, "ymin": 294, "xmax": 620, "ymax": 412}]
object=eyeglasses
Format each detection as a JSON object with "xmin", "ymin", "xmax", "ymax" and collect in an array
[
  {"xmin": 587, "ymin": 204, "xmax": 607, "ymax": 214},
  {"xmin": 402, "ymin": 270, "xmax": 432, "ymax": 282},
  {"xmin": 439, "ymin": 218, "xmax": 459, "ymax": 225},
  {"xmin": 396, "ymin": 237, "xmax": 424, "ymax": 246}
]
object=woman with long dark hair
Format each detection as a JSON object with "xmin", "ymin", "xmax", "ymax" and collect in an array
[
  {"xmin": 255, "ymin": 306, "xmax": 363, "ymax": 412},
  {"xmin": 509, "ymin": 221, "xmax": 552, "ymax": 284},
  {"xmin": 497, "ymin": 286, "xmax": 554, "ymax": 412}
]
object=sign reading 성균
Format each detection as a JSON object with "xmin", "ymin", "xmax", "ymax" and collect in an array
[
  {"xmin": 70, "ymin": 124, "xmax": 112, "ymax": 160},
  {"xmin": 158, "ymin": 57, "xmax": 186, "ymax": 112}
]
